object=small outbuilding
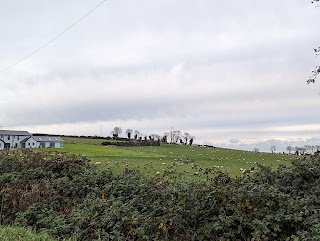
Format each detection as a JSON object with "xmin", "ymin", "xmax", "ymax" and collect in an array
[{"xmin": 33, "ymin": 136, "xmax": 64, "ymax": 148}]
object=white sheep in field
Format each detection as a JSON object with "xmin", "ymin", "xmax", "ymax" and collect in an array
[{"xmin": 95, "ymin": 162, "xmax": 101, "ymax": 165}]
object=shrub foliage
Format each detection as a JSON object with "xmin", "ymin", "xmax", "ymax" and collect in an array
[{"xmin": 0, "ymin": 149, "xmax": 320, "ymax": 240}]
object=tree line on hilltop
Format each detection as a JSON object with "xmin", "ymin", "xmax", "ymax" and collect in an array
[
  {"xmin": 253, "ymin": 145, "xmax": 320, "ymax": 155},
  {"xmin": 286, "ymin": 145, "xmax": 320, "ymax": 155},
  {"xmin": 110, "ymin": 127, "xmax": 195, "ymax": 146}
]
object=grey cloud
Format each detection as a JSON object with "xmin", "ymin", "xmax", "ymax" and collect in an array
[
  {"xmin": 1, "ymin": 0, "xmax": 320, "ymax": 149},
  {"xmin": 229, "ymin": 138, "xmax": 241, "ymax": 144},
  {"xmin": 221, "ymin": 137, "xmax": 320, "ymax": 153}
]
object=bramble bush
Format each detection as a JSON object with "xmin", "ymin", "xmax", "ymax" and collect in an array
[{"xmin": 0, "ymin": 149, "xmax": 320, "ymax": 240}]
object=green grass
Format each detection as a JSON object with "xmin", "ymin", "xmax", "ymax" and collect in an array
[
  {"xmin": 43, "ymin": 137, "xmax": 296, "ymax": 179},
  {"xmin": 63, "ymin": 137, "xmax": 122, "ymax": 145},
  {"xmin": 0, "ymin": 226, "xmax": 75, "ymax": 241}
]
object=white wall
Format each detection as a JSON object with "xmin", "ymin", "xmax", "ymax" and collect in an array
[
  {"xmin": 0, "ymin": 134, "xmax": 64, "ymax": 149},
  {"xmin": 0, "ymin": 135, "xmax": 31, "ymax": 148},
  {"xmin": 38, "ymin": 141, "xmax": 64, "ymax": 148},
  {"xmin": 24, "ymin": 137, "xmax": 37, "ymax": 149}
]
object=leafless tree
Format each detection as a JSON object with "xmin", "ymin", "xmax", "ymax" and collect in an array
[
  {"xmin": 150, "ymin": 134, "xmax": 160, "ymax": 141},
  {"xmin": 134, "ymin": 130, "xmax": 141, "ymax": 139},
  {"xmin": 270, "ymin": 145, "xmax": 276, "ymax": 153},
  {"xmin": 308, "ymin": 48, "xmax": 320, "ymax": 84},
  {"xmin": 189, "ymin": 136, "xmax": 195, "ymax": 146},
  {"xmin": 286, "ymin": 146, "xmax": 293, "ymax": 154},
  {"xmin": 125, "ymin": 129, "xmax": 133, "ymax": 139},
  {"xmin": 183, "ymin": 132, "xmax": 191, "ymax": 145},
  {"xmin": 253, "ymin": 147, "xmax": 259, "ymax": 153},
  {"xmin": 111, "ymin": 127, "xmax": 122, "ymax": 138},
  {"xmin": 163, "ymin": 132, "xmax": 170, "ymax": 142},
  {"xmin": 162, "ymin": 134, "xmax": 169, "ymax": 143},
  {"xmin": 300, "ymin": 147, "xmax": 307, "ymax": 155},
  {"xmin": 308, "ymin": 1, "xmax": 320, "ymax": 84},
  {"xmin": 304, "ymin": 145, "xmax": 311, "ymax": 154},
  {"xmin": 172, "ymin": 130, "xmax": 181, "ymax": 143}
]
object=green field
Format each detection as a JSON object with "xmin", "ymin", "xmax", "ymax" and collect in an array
[
  {"xmin": 1, "ymin": 141, "xmax": 317, "ymax": 240},
  {"xmin": 44, "ymin": 137, "xmax": 295, "ymax": 179}
]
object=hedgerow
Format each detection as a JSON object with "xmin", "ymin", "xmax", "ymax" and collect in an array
[{"xmin": 0, "ymin": 149, "xmax": 320, "ymax": 240}]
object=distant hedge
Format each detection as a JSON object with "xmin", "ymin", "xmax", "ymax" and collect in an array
[
  {"xmin": 101, "ymin": 140, "xmax": 160, "ymax": 146},
  {"xmin": 0, "ymin": 149, "xmax": 320, "ymax": 240}
]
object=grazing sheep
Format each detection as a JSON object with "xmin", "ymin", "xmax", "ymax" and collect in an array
[
  {"xmin": 95, "ymin": 162, "xmax": 101, "ymax": 165},
  {"xmin": 240, "ymin": 168, "xmax": 247, "ymax": 174}
]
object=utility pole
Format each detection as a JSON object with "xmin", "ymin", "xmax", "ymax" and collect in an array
[{"xmin": 100, "ymin": 125, "xmax": 102, "ymax": 137}]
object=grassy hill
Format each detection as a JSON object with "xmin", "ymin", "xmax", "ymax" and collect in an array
[
  {"xmin": 1, "ymin": 145, "xmax": 319, "ymax": 240},
  {"xmin": 51, "ymin": 137, "xmax": 295, "ymax": 178}
]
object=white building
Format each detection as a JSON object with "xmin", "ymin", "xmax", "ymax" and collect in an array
[
  {"xmin": 32, "ymin": 136, "xmax": 64, "ymax": 148},
  {"xmin": 0, "ymin": 130, "xmax": 32, "ymax": 149},
  {"xmin": 0, "ymin": 130, "xmax": 64, "ymax": 150}
]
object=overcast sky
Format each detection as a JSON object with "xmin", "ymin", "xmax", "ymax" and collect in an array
[{"xmin": 1, "ymin": 0, "xmax": 320, "ymax": 152}]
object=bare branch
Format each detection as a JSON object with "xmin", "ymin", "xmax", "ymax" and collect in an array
[{"xmin": 308, "ymin": 66, "xmax": 320, "ymax": 84}]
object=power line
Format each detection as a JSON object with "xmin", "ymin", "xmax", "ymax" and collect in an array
[{"xmin": 0, "ymin": 0, "xmax": 107, "ymax": 73}]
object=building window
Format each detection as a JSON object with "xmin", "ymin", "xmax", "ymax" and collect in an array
[
  {"xmin": 60, "ymin": 142, "xmax": 64, "ymax": 148},
  {"xmin": 8, "ymin": 136, "xmax": 10, "ymax": 140},
  {"xmin": 50, "ymin": 143, "xmax": 55, "ymax": 148}
]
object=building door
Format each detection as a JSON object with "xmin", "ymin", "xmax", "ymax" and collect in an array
[{"xmin": 4, "ymin": 143, "xmax": 10, "ymax": 148}]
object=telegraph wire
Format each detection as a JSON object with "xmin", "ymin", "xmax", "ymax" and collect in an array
[{"xmin": 0, "ymin": 0, "xmax": 107, "ymax": 73}]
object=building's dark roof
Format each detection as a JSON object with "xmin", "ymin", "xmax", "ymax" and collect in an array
[
  {"xmin": 20, "ymin": 137, "xmax": 32, "ymax": 143},
  {"xmin": 33, "ymin": 136, "xmax": 64, "ymax": 142},
  {"xmin": 0, "ymin": 130, "xmax": 31, "ymax": 136}
]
